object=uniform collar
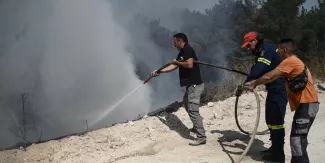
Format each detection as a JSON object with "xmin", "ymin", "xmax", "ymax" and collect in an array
[
  {"xmin": 257, "ymin": 42, "xmax": 265, "ymax": 50},
  {"xmin": 253, "ymin": 42, "xmax": 265, "ymax": 56}
]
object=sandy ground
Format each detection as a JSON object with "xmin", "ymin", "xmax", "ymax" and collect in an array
[{"xmin": 0, "ymin": 84, "xmax": 324, "ymax": 163}]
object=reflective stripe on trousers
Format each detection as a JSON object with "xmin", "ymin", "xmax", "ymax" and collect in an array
[{"xmin": 268, "ymin": 124, "xmax": 285, "ymax": 130}]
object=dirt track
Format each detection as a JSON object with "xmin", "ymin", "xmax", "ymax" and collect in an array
[{"xmin": 0, "ymin": 85, "xmax": 324, "ymax": 163}]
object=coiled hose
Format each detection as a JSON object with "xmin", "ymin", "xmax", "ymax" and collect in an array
[
  {"xmin": 148, "ymin": 61, "xmax": 268, "ymax": 163},
  {"xmin": 193, "ymin": 61, "xmax": 268, "ymax": 163},
  {"xmin": 235, "ymin": 93, "xmax": 269, "ymax": 135},
  {"xmin": 234, "ymin": 87, "xmax": 261, "ymax": 163}
]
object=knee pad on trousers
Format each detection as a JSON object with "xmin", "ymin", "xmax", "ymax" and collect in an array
[{"xmin": 290, "ymin": 136, "xmax": 304, "ymax": 157}]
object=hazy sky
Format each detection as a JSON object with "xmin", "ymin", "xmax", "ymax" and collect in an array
[
  {"xmin": 304, "ymin": 0, "xmax": 318, "ymax": 9},
  {"xmin": 183, "ymin": 0, "xmax": 318, "ymax": 12}
]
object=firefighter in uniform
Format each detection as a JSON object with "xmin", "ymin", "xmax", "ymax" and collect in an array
[{"xmin": 241, "ymin": 32, "xmax": 288, "ymax": 162}]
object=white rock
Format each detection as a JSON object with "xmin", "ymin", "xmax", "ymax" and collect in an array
[
  {"xmin": 142, "ymin": 115, "xmax": 148, "ymax": 119},
  {"xmin": 245, "ymin": 104, "xmax": 252, "ymax": 110},
  {"xmin": 221, "ymin": 116, "xmax": 227, "ymax": 120},
  {"xmin": 128, "ymin": 121, "xmax": 134, "ymax": 126},
  {"xmin": 207, "ymin": 102, "xmax": 214, "ymax": 107},
  {"xmin": 146, "ymin": 126, "xmax": 154, "ymax": 132},
  {"xmin": 19, "ymin": 146, "xmax": 26, "ymax": 151},
  {"xmin": 213, "ymin": 112, "xmax": 218, "ymax": 119},
  {"xmin": 209, "ymin": 111, "xmax": 218, "ymax": 120}
]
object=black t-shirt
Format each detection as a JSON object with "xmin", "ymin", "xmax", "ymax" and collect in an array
[{"xmin": 176, "ymin": 43, "xmax": 203, "ymax": 87}]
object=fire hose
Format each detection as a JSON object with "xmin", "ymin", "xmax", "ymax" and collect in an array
[
  {"xmin": 145, "ymin": 60, "xmax": 266, "ymax": 163},
  {"xmin": 234, "ymin": 87, "xmax": 261, "ymax": 163},
  {"xmin": 196, "ymin": 61, "xmax": 266, "ymax": 163},
  {"xmin": 195, "ymin": 61, "xmax": 268, "ymax": 135}
]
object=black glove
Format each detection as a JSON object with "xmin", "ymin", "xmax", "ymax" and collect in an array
[{"xmin": 235, "ymin": 85, "xmax": 244, "ymax": 96}]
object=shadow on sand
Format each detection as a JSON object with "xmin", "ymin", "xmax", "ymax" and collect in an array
[
  {"xmin": 150, "ymin": 101, "xmax": 273, "ymax": 163},
  {"xmin": 157, "ymin": 113, "xmax": 195, "ymax": 140},
  {"xmin": 211, "ymin": 130, "xmax": 269, "ymax": 163},
  {"xmin": 149, "ymin": 101, "xmax": 195, "ymax": 140}
]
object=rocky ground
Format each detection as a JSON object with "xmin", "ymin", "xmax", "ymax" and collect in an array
[{"xmin": 0, "ymin": 84, "xmax": 324, "ymax": 163}]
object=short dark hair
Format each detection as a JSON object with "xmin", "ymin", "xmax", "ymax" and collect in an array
[
  {"xmin": 278, "ymin": 38, "xmax": 295, "ymax": 44},
  {"xmin": 255, "ymin": 32, "xmax": 264, "ymax": 48},
  {"xmin": 173, "ymin": 33, "xmax": 188, "ymax": 43},
  {"xmin": 278, "ymin": 38, "xmax": 296, "ymax": 52},
  {"xmin": 255, "ymin": 32, "xmax": 264, "ymax": 43}
]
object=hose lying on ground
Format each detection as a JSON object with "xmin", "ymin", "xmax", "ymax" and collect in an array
[{"xmin": 147, "ymin": 60, "xmax": 266, "ymax": 163}]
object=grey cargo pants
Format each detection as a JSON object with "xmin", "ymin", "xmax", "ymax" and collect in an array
[
  {"xmin": 183, "ymin": 83, "xmax": 206, "ymax": 140},
  {"xmin": 290, "ymin": 102, "xmax": 319, "ymax": 163}
]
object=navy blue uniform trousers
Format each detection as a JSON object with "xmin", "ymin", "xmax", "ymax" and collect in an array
[{"xmin": 265, "ymin": 89, "xmax": 288, "ymax": 147}]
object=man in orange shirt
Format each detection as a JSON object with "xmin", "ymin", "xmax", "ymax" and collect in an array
[{"xmin": 246, "ymin": 38, "xmax": 319, "ymax": 163}]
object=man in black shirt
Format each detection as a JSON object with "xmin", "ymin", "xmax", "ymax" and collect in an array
[{"xmin": 151, "ymin": 33, "xmax": 206, "ymax": 146}]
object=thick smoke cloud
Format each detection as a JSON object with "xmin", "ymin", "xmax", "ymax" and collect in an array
[
  {"xmin": 0, "ymin": 0, "xmax": 154, "ymax": 149},
  {"xmin": 109, "ymin": 0, "xmax": 224, "ymax": 107},
  {"xmin": 0, "ymin": 0, "xmax": 220, "ymax": 149},
  {"xmin": 111, "ymin": 0, "xmax": 217, "ymax": 30}
]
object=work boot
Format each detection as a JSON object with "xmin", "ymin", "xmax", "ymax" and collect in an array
[
  {"xmin": 260, "ymin": 129, "xmax": 275, "ymax": 155},
  {"xmin": 262, "ymin": 153, "xmax": 285, "ymax": 162},
  {"xmin": 262, "ymin": 146, "xmax": 285, "ymax": 162},
  {"xmin": 260, "ymin": 146, "xmax": 274, "ymax": 155},
  {"xmin": 189, "ymin": 138, "xmax": 206, "ymax": 146}
]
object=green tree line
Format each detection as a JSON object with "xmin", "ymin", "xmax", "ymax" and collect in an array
[{"xmin": 142, "ymin": 0, "xmax": 325, "ymax": 81}]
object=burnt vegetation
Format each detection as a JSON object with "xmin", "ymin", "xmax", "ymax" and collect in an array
[{"xmin": 7, "ymin": 93, "xmax": 43, "ymax": 150}]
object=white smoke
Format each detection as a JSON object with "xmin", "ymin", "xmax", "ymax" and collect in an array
[
  {"xmin": 0, "ymin": 0, "xmax": 153, "ymax": 149},
  {"xmin": 0, "ymin": 0, "xmax": 223, "ymax": 149},
  {"xmin": 111, "ymin": 0, "xmax": 217, "ymax": 30}
]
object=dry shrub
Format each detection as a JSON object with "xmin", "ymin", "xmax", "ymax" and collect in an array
[
  {"xmin": 200, "ymin": 73, "xmax": 246, "ymax": 105},
  {"xmin": 306, "ymin": 60, "xmax": 325, "ymax": 82},
  {"xmin": 200, "ymin": 54, "xmax": 253, "ymax": 105}
]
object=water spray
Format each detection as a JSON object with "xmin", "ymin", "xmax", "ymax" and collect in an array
[
  {"xmin": 89, "ymin": 84, "xmax": 144, "ymax": 127},
  {"xmin": 90, "ymin": 60, "xmax": 262, "ymax": 163},
  {"xmin": 143, "ymin": 62, "xmax": 173, "ymax": 84},
  {"xmin": 89, "ymin": 62, "xmax": 173, "ymax": 127}
]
